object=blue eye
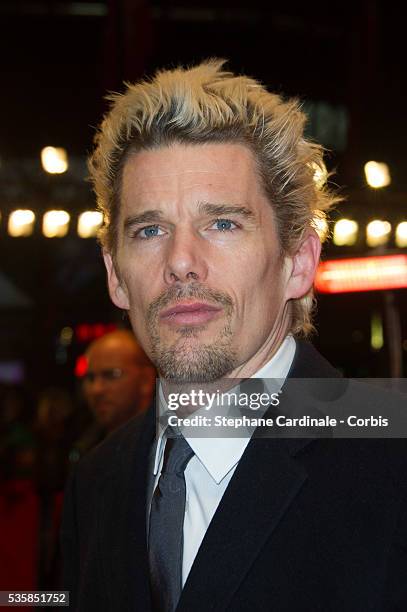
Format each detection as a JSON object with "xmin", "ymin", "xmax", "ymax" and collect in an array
[
  {"xmin": 213, "ymin": 219, "xmax": 236, "ymax": 232},
  {"xmin": 138, "ymin": 225, "xmax": 163, "ymax": 239}
]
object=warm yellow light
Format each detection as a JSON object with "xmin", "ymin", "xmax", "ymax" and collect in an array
[
  {"xmin": 395, "ymin": 222, "xmax": 407, "ymax": 248},
  {"xmin": 366, "ymin": 219, "xmax": 391, "ymax": 247},
  {"xmin": 333, "ymin": 219, "xmax": 358, "ymax": 246},
  {"xmin": 77, "ymin": 211, "xmax": 104, "ymax": 238},
  {"xmin": 60, "ymin": 326, "xmax": 74, "ymax": 345},
  {"xmin": 43, "ymin": 210, "xmax": 70, "ymax": 237},
  {"xmin": 8, "ymin": 209, "xmax": 36, "ymax": 237},
  {"xmin": 41, "ymin": 146, "xmax": 68, "ymax": 174},
  {"xmin": 364, "ymin": 161, "xmax": 391, "ymax": 188},
  {"xmin": 312, "ymin": 216, "xmax": 329, "ymax": 242}
]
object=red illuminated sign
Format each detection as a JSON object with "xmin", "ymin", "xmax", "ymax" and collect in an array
[
  {"xmin": 75, "ymin": 355, "xmax": 88, "ymax": 377},
  {"xmin": 315, "ymin": 255, "xmax": 407, "ymax": 294},
  {"xmin": 75, "ymin": 323, "xmax": 117, "ymax": 342}
]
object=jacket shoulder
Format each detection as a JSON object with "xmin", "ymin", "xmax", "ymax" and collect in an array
[
  {"xmin": 290, "ymin": 340, "xmax": 341, "ymax": 378},
  {"xmin": 74, "ymin": 412, "xmax": 148, "ymax": 486}
]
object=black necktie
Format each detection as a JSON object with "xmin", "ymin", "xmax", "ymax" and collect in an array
[{"xmin": 148, "ymin": 429, "xmax": 194, "ymax": 612}]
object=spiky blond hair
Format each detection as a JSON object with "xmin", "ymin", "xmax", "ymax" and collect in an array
[{"xmin": 89, "ymin": 59, "xmax": 339, "ymax": 336}]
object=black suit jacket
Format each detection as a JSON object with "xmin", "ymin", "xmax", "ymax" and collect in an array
[{"xmin": 61, "ymin": 342, "xmax": 407, "ymax": 611}]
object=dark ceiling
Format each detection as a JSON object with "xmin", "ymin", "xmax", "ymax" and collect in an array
[{"xmin": 0, "ymin": 0, "xmax": 405, "ymax": 185}]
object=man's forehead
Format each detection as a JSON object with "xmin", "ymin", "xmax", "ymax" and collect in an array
[
  {"xmin": 121, "ymin": 182, "xmax": 253, "ymax": 205},
  {"xmin": 87, "ymin": 342, "xmax": 136, "ymax": 364},
  {"xmin": 124, "ymin": 168, "xmax": 232, "ymax": 182},
  {"xmin": 121, "ymin": 143, "xmax": 261, "ymax": 193},
  {"xmin": 119, "ymin": 158, "xmax": 272, "ymax": 224}
]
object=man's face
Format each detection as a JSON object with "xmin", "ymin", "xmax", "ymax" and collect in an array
[
  {"xmin": 83, "ymin": 342, "xmax": 144, "ymax": 431},
  {"xmin": 105, "ymin": 143, "xmax": 299, "ymax": 382}
]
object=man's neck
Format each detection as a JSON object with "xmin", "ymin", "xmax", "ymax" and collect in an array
[{"xmin": 226, "ymin": 310, "xmax": 291, "ymax": 379}]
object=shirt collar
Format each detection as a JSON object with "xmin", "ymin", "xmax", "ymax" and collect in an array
[{"xmin": 153, "ymin": 335, "xmax": 296, "ymax": 484}]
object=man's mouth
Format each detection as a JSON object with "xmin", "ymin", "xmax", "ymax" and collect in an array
[{"xmin": 159, "ymin": 302, "xmax": 223, "ymax": 326}]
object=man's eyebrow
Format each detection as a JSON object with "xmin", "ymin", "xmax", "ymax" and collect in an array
[
  {"xmin": 198, "ymin": 202, "xmax": 256, "ymax": 220},
  {"xmin": 123, "ymin": 204, "xmax": 256, "ymax": 230},
  {"xmin": 123, "ymin": 210, "xmax": 164, "ymax": 230}
]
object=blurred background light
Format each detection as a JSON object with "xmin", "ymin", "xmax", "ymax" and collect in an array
[
  {"xmin": 395, "ymin": 221, "xmax": 407, "ymax": 248},
  {"xmin": 75, "ymin": 354, "xmax": 88, "ymax": 378},
  {"xmin": 366, "ymin": 219, "xmax": 391, "ymax": 247},
  {"xmin": 333, "ymin": 218, "xmax": 358, "ymax": 246},
  {"xmin": 8, "ymin": 209, "xmax": 36, "ymax": 237},
  {"xmin": 42, "ymin": 210, "xmax": 70, "ymax": 238},
  {"xmin": 77, "ymin": 210, "xmax": 103, "ymax": 238},
  {"xmin": 364, "ymin": 161, "xmax": 391, "ymax": 188},
  {"xmin": 315, "ymin": 255, "xmax": 407, "ymax": 293},
  {"xmin": 41, "ymin": 146, "xmax": 68, "ymax": 174},
  {"xmin": 370, "ymin": 312, "xmax": 384, "ymax": 350},
  {"xmin": 60, "ymin": 326, "xmax": 74, "ymax": 346}
]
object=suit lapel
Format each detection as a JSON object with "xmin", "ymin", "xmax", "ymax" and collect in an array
[
  {"xmin": 178, "ymin": 341, "xmax": 341, "ymax": 611},
  {"xmin": 178, "ymin": 435, "xmax": 308, "ymax": 611},
  {"xmin": 97, "ymin": 408, "xmax": 156, "ymax": 611}
]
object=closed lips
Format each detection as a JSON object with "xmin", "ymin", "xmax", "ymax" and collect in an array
[{"xmin": 160, "ymin": 302, "xmax": 223, "ymax": 325}]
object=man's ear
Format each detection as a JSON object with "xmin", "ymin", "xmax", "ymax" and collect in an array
[
  {"xmin": 103, "ymin": 251, "xmax": 130, "ymax": 310},
  {"xmin": 285, "ymin": 230, "xmax": 321, "ymax": 300}
]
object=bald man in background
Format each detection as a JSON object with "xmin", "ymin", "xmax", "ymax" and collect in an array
[{"xmin": 82, "ymin": 329, "xmax": 156, "ymax": 437}]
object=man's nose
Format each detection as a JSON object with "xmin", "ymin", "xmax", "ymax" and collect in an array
[
  {"xmin": 163, "ymin": 228, "xmax": 208, "ymax": 285},
  {"xmin": 88, "ymin": 376, "xmax": 106, "ymax": 396}
]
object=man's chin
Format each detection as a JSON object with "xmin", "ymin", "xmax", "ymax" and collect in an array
[
  {"xmin": 157, "ymin": 328, "xmax": 217, "ymax": 358},
  {"xmin": 161, "ymin": 323, "xmax": 215, "ymax": 342},
  {"xmin": 153, "ymin": 341, "xmax": 237, "ymax": 383}
]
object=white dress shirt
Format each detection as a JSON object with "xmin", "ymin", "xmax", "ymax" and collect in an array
[{"xmin": 152, "ymin": 335, "xmax": 296, "ymax": 585}]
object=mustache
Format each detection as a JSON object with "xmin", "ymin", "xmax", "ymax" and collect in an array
[{"xmin": 147, "ymin": 283, "xmax": 233, "ymax": 322}]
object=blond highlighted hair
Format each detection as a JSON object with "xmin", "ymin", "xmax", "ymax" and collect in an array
[{"xmin": 89, "ymin": 59, "xmax": 339, "ymax": 336}]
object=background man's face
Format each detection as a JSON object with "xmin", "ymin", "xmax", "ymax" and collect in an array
[
  {"xmin": 106, "ymin": 143, "xmax": 293, "ymax": 382},
  {"xmin": 83, "ymin": 340, "xmax": 145, "ymax": 431}
]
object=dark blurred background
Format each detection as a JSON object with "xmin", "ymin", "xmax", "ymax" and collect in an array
[
  {"xmin": 0, "ymin": 0, "xmax": 406, "ymax": 595},
  {"xmin": 0, "ymin": 0, "xmax": 406, "ymax": 390}
]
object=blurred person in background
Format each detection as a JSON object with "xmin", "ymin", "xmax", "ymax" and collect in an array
[
  {"xmin": 0, "ymin": 384, "xmax": 38, "ymax": 592},
  {"xmin": 34, "ymin": 387, "xmax": 76, "ymax": 493},
  {"xmin": 0, "ymin": 383, "xmax": 36, "ymax": 482},
  {"xmin": 75, "ymin": 329, "xmax": 156, "ymax": 457},
  {"xmin": 34, "ymin": 387, "xmax": 76, "ymax": 589}
]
